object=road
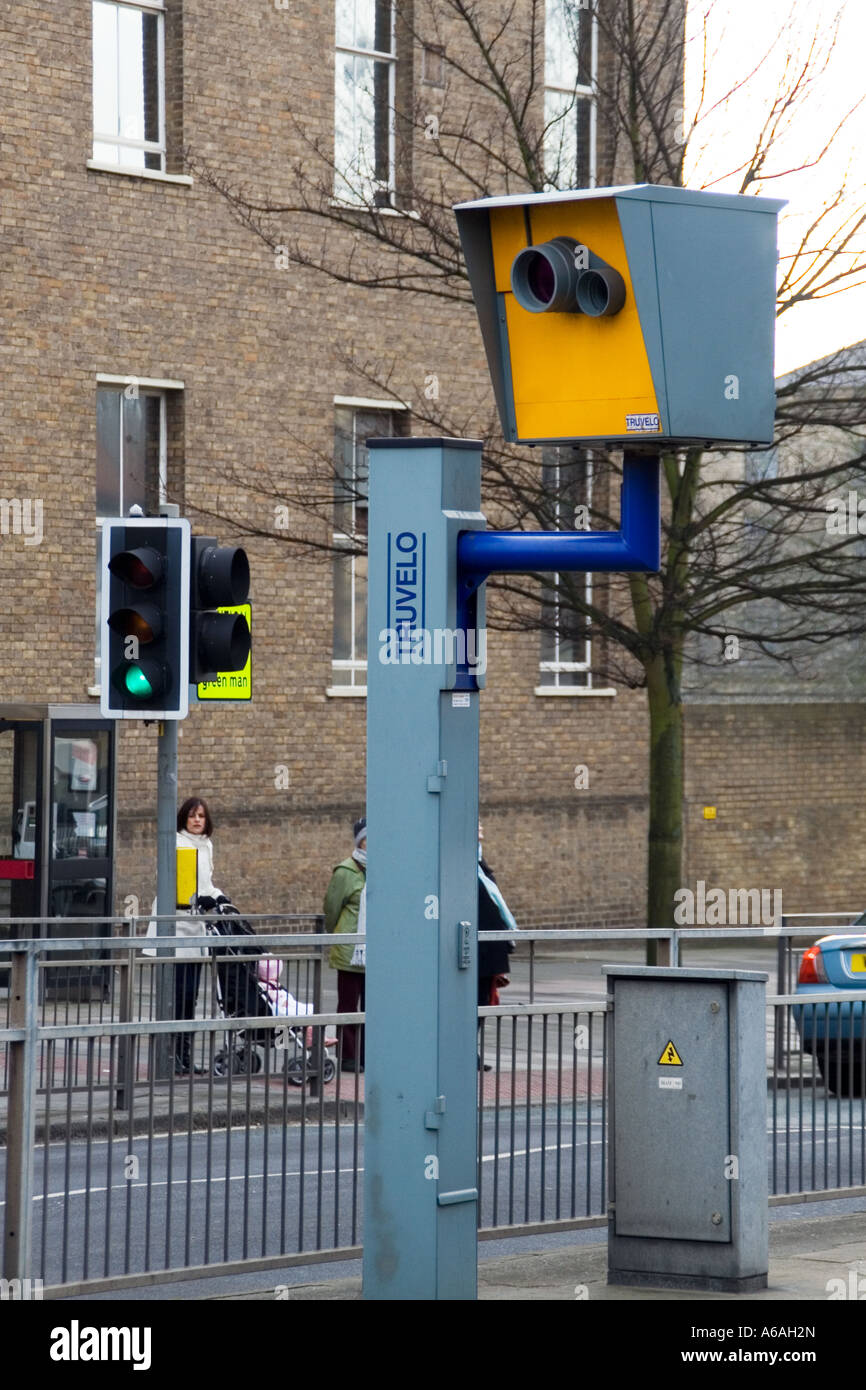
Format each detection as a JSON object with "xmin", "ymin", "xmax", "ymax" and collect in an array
[{"xmin": 3, "ymin": 1092, "xmax": 863, "ymax": 1289}]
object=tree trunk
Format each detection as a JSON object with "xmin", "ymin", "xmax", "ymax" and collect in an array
[{"xmin": 644, "ymin": 648, "xmax": 684, "ymax": 961}]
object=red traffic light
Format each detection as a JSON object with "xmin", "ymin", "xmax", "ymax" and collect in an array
[{"xmin": 108, "ymin": 546, "xmax": 164, "ymax": 589}]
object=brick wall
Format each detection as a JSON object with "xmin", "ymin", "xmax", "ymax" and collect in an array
[{"xmin": 683, "ymin": 702, "xmax": 866, "ymax": 915}]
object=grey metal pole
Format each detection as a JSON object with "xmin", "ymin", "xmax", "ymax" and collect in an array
[
  {"xmin": 363, "ymin": 437, "xmax": 486, "ymax": 1301},
  {"xmin": 155, "ymin": 717, "xmax": 178, "ymax": 1078}
]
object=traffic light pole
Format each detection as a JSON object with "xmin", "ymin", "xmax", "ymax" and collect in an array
[{"xmin": 154, "ymin": 717, "xmax": 178, "ymax": 1079}]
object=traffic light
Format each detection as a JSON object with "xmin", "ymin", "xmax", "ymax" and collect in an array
[
  {"xmin": 100, "ymin": 517, "xmax": 190, "ymax": 719},
  {"xmin": 188, "ymin": 536, "xmax": 250, "ymax": 684},
  {"xmin": 454, "ymin": 184, "xmax": 785, "ymax": 447}
]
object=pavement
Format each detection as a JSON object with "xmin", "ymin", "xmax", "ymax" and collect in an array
[{"xmin": 222, "ymin": 1205, "xmax": 866, "ymax": 1301}]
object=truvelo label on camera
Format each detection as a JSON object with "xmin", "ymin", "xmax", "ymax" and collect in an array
[{"xmin": 625, "ymin": 413, "xmax": 661, "ymax": 432}]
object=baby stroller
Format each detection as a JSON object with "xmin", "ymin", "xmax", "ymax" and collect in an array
[{"xmin": 202, "ymin": 899, "xmax": 335, "ymax": 1084}]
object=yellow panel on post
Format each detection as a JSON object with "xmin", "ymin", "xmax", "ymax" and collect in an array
[
  {"xmin": 176, "ymin": 846, "xmax": 198, "ymax": 909},
  {"xmin": 489, "ymin": 196, "xmax": 661, "ymax": 441},
  {"xmin": 196, "ymin": 603, "xmax": 252, "ymax": 701}
]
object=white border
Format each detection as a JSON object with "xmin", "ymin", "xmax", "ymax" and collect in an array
[
  {"xmin": 87, "ymin": 161, "xmax": 192, "ymax": 186},
  {"xmin": 333, "ymin": 395, "xmax": 409, "ymax": 409},
  {"xmin": 97, "ymin": 373, "xmax": 185, "ymax": 389}
]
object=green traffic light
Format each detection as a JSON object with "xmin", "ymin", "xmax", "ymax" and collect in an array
[{"xmin": 124, "ymin": 666, "xmax": 154, "ymax": 699}]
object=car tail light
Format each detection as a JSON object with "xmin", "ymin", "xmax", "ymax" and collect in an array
[{"xmin": 798, "ymin": 945, "xmax": 829, "ymax": 985}]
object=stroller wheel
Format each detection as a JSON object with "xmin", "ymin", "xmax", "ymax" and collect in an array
[
  {"xmin": 245, "ymin": 1046, "xmax": 263, "ymax": 1075},
  {"xmin": 214, "ymin": 1048, "xmax": 244, "ymax": 1077},
  {"xmin": 285, "ymin": 1057, "xmax": 307, "ymax": 1086},
  {"xmin": 322, "ymin": 1058, "xmax": 336, "ymax": 1085}
]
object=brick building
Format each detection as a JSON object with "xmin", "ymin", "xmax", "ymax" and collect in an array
[{"xmin": 0, "ymin": 0, "xmax": 698, "ymax": 930}]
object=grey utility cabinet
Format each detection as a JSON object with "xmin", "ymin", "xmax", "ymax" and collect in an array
[{"xmin": 607, "ymin": 966, "xmax": 769, "ymax": 1293}]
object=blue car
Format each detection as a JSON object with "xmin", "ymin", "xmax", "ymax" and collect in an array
[{"xmin": 795, "ymin": 933, "xmax": 866, "ymax": 1096}]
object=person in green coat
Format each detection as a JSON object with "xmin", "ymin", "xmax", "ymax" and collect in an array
[{"xmin": 324, "ymin": 816, "xmax": 366, "ymax": 1071}]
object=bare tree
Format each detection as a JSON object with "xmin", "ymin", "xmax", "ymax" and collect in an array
[{"xmin": 185, "ymin": 0, "xmax": 866, "ymax": 931}]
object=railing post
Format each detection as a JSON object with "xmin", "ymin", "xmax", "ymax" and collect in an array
[
  {"xmin": 115, "ymin": 945, "xmax": 135, "ymax": 1111},
  {"xmin": 308, "ymin": 948, "xmax": 324, "ymax": 1097},
  {"xmin": 4, "ymin": 946, "xmax": 38, "ymax": 1282},
  {"xmin": 773, "ymin": 919, "xmax": 787, "ymax": 1075}
]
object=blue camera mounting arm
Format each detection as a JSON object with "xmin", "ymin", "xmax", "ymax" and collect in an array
[{"xmin": 457, "ymin": 452, "xmax": 660, "ymax": 605}]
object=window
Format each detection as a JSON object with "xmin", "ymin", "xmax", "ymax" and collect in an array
[
  {"xmin": 334, "ymin": 0, "xmax": 397, "ymax": 206},
  {"xmin": 92, "ymin": 0, "xmax": 165, "ymax": 173},
  {"xmin": 94, "ymin": 383, "xmax": 169, "ymax": 690},
  {"xmin": 544, "ymin": 0, "xmax": 596, "ymax": 189},
  {"xmin": 96, "ymin": 385, "xmax": 166, "ymax": 519},
  {"xmin": 331, "ymin": 402, "xmax": 405, "ymax": 692},
  {"xmin": 745, "ymin": 445, "xmax": 779, "ymax": 484},
  {"xmin": 539, "ymin": 447, "xmax": 594, "ymax": 689}
]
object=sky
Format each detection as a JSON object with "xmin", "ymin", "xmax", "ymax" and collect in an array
[{"xmin": 683, "ymin": 0, "xmax": 866, "ymax": 374}]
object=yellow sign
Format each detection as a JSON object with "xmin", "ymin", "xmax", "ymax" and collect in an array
[
  {"xmin": 176, "ymin": 845, "xmax": 198, "ymax": 908},
  {"xmin": 197, "ymin": 604, "xmax": 252, "ymax": 701},
  {"xmin": 658, "ymin": 1040, "xmax": 683, "ymax": 1066},
  {"xmin": 703, "ymin": 806, "xmax": 717, "ymax": 820}
]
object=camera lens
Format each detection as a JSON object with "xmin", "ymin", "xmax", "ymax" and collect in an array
[
  {"xmin": 526, "ymin": 253, "xmax": 555, "ymax": 305},
  {"xmin": 576, "ymin": 267, "xmax": 626, "ymax": 317}
]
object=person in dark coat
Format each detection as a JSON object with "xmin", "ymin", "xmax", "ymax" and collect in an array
[{"xmin": 477, "ymin": 824, "xmax": 517, "ymax": 1070}]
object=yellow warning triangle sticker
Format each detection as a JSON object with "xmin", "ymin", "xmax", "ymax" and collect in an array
[{"xmin": 658, "ymin": 1040, "xmax": 683, "ymax": 1066}]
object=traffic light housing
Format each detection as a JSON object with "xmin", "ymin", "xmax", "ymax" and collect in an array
[
  {"xmin": 188, "ymin": 537, "xmax": 251, "ymax": 684},
  {"xmin": 454, "ymin": 184, "xmax": 785, "ymax": 448},
  {"xmin": 100, "ymin": 517, "xmax": 190, "ymax": 719}
]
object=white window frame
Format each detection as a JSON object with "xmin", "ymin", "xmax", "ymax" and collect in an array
[
  {"xmin": 536, "ymin": 450, "xmax": 610, "ymax": 695},
  {"xmin": 333, "ymin": 1, "xmax": 398, "ymax": 208},
  {"xmin": 328, "ymin": 396, "xmax": 408, "ymax": 697},
  {"xmin": 543, "ymin": 0, "xmax": 598, "ymax": 189},
  {"xmin": 92, "ymin": 0, "xmax": 167, "ymax": 175}
]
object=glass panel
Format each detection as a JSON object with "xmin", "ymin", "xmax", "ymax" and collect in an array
[
  {"xmin": 575, "ymin": 95, "xmax": 591, "ymax": 188},
  {"xmin": 92, "ymin": 140, "xmax": 120, "ymax": 166},
  {"xmin": 354, "ymin": 552, "xmax": 368, "ymax": 662},
  {"xmin": 545, "ymin": 92, "xmax": 592, "ymax": 189},
  {"xmin": 546, "ymin": 0, "xmax": 591, "ymax": 88},
  {"xmin": 0, "ymin": 728, "xmax": 41, "ymax": 934},
  {"xmin": 334, "ymin": 53, "xmax": 392, "ymax": 202},
  {"xmin": 119, "ymin": 390, "xmax": 145, "ymax": 515},
  {"xmin": 544, "ymin": 89, "xmax": 577, "ymax": 189},
  {"xmin": 48, "ymin": 877, "xmax": 108, "ymax": 919},
  {"xmin": 334, "ymin": 409, "xmax": 355, "ymax": 534},
  {"xmin": 545, "ymin": 0, "xmax": 580, "ymax": 89},
  {"xmin": 52, "ymin": 733, "xmax": 111, "ymax": 862},
  {"xmin": 141, "ymin": 11, "xmax": 161, "ymax": 145},
  {"xmin": 143, "ymin": 392, "xmax": 162, "ymax": 512},
  {"xmin": 333, "ymin": 551, "xmax": 353, "ymax": 662},
  {"xmin": 92, "ymin": 2, "xmax": 120, "ymax": 142},
  {"xmin": 96, "ymin": 387, "xmax": 122, "ymax": 516},
  {"xmin": 336, "ymin": 0, "xmax": 393, "ymax": 54},
  {"xmin": 117, "ymin": 4, "xmax": 147, "ymax": 146}
]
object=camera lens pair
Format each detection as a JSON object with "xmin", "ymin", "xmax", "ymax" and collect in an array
[{"xmin": 511, "ymin": 236, "xmax": 626, "ymax": 316}]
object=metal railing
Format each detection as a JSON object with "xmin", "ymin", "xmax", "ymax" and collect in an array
[{"xmin": 2, "ymin": 918, "xmax": 865, "ymax": 1294}]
